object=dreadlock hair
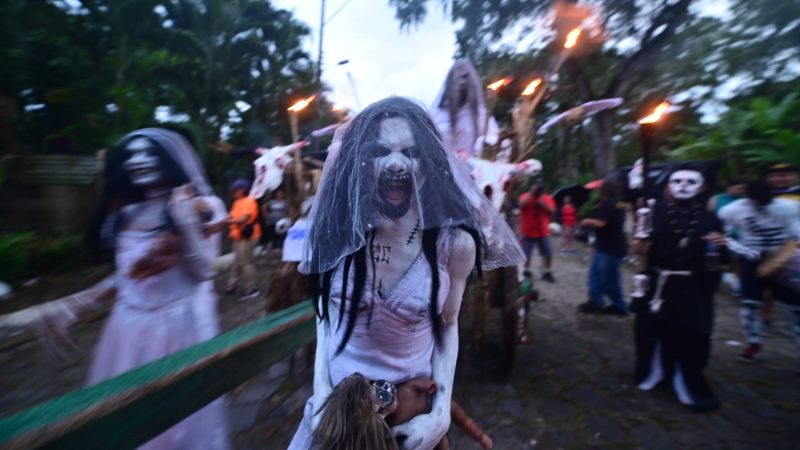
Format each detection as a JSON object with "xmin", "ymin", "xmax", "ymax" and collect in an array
[
  {"xmin": 311, "ymin": 373, "xmax": 398, "ymax": 450},
  {"xmin": 308, "ymin": 97, "xmax": 483, "ymax": 355}
]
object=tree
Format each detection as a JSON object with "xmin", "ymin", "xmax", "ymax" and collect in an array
[{"xmin": 389, "ymin": 0, "xmax": 799, "ymax": 179}]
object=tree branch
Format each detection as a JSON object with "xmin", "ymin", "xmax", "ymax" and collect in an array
[{"xmin": 603, "ymin": 0, "xmax": 694, "ymax": 98}]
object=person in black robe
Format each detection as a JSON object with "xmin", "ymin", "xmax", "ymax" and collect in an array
[{"xmin": 632, "ymin": 167, "xmax": 725, "ymax": 412}]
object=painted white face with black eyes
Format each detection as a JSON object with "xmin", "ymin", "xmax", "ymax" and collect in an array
[
  {"xmin": 371, "ymin": 117, "xmax": 422, "ymax": 218},
  {"xmin": 123, "ymin": 137, "xmax": 164, "ymax": 187},
  {"xmin": 668, "ymin": 169, "xmax": 704, "ymax": 200}
]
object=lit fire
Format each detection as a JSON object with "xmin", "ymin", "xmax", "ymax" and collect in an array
[
  {"xmin": 288, "ymin": 95, "xmax": 316, "ymax": 112},
  {"xmin": 332, "ymin": 103, "xmax": 346, "ymax": 112},
  {"xmin": 639, "ymin": 101, "xmax": 670, "ymax": 124},
  {"xmin": 521, "ymin": 78, "xmax": 543, "ymax": 96},
  {"xmin": 487, "ymin": 77, "xmax": 511, "ymax": 91},
  {"xmin": 564, "ymin": 27, "xmax": 582, "ymax": 49}
]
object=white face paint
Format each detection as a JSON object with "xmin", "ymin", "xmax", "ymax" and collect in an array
[
  {"xmin": 668, "ymin": 170, "xmax": 704, "ymax": 200},
  {"xmin": 371, "ymin": 117, "xmax": 422, "ymax": 218},
  {"xmin": 123, "ymin": 138, "xmax": 164, "ymax": 187}
]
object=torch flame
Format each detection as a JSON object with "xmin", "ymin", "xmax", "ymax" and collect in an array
[
  {"xmin": 521, "ymin": 78, "xmax": 542, "ymax": 96},
  {"xmin": 638, "ymin": 101, "xmax": 670, "ymax": 124},
  {"xmin": 487, "ymin": 77, "xmax": 511, "ymax": 91},
  {"xmin": 332, "ymin": 103, "xmax": 345, "ymax": 112},
  {"xmin": 564, "ymin": 27, "xmax": 582, "ymax": 49},
  {"xmin": 288, "ymin": 95, "xmax": 316, "ymax": 112}
]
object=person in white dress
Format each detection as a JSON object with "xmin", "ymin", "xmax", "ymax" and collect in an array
[{"xmin": 42, "ymin": 128, "xmax": 230, "ymax": 450}]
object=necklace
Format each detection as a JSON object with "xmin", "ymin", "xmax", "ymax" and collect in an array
[{"xmin": 666, "ymin": 202, "xmax": 703, "ymax": 249}]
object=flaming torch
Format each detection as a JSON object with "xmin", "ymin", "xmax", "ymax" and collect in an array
[
  {"xmin": 480, "ymin": 77, "xmax": 512, "ymax": 158},
  {"xmin": 287, "ymin": 95, "xmax": 316, "ymax": 142},
  {"xmin": 521, "ymin": 78, "xmax": 543, "ymax": 97},
  {"xmin": 564, "ymin": 27, "xmax": 582, "ymax": 49},
  {"xmin": 638, "ymin": 101, "xmax": 670, "ymax": 195}
]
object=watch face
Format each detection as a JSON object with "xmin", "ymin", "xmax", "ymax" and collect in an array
[{"xmin": 369, "ymin": 379, "xmax": 397, "ymax": 416}]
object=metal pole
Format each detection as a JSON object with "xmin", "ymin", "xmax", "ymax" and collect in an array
[{"xmin": 317, "ymin": 0, "xmax": 326, "ymax": 83}]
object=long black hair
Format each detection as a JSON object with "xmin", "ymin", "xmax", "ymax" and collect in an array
[
  {"xmin": 86, "ymin": 136, "xmax": 191, "ymax": 259},
  {"xmin": 309, "ymin": 97, "xmax": 483, "ymax": 354}
]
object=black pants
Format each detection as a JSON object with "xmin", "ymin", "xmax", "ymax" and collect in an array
[{"xmin": 635, "ymin": 311, "xmax": 715, "ymax": 404}]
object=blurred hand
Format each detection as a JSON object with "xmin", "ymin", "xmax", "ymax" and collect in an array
[
  {"xmin": 35, "ymin": 310, "xmax": 79, "ymax": 362},
  {"xmin": 631, "ymin": 239, "xmax": 651, "ymax": 255},
  {"xmin": 703, "ymin": 232, "xmax": 726, "ymax": 247}
]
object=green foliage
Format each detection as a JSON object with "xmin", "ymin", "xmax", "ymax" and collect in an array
[
  {"xmin": 1, "ymin": 0, "xmax": 322, "ymax": 175},
  {"xmin": 671, "ymin": 93, "xmax": 800, "ymax": 180},
  {"xmin": 0, "ymin": 232, "xmax": 85, "ymax": 283}
]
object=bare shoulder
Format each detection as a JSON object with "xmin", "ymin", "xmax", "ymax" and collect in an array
[{"xmin": 447, "ymin": 228, "xmax": 476, "ymax": 276}]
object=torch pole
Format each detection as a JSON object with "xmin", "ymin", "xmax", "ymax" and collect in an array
[{"xmin": 289, "ymin": 110, "xmax": 300, "ymax": 143}]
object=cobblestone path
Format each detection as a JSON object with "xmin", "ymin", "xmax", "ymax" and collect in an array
[{"xmin": 3, "ymin": 246, "xmax": 799, "ymax": 449}]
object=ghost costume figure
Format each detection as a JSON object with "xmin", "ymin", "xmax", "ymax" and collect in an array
[
  {"xmin": 430, "ymin": 60, "xmax": 499, "ymax": 157},
  {"xmin": 633, "ymin": 168, "xmax": 724, "ymax": 412},
  {"xmin": 288, "ymin": 97, "xmax": 523, "ymax": 450},
  {"xmin": 82, "ymin": 129, "xmax": 230, "ymax": 449}
]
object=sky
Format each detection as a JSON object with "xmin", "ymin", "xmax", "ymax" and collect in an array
[
  {"xmin": 274, "ymin": 0, "xmax": 743, "ymax": 121},
  {"xmin": 273, "ymin": 0, "xmax": 458, "ymax": 111}
]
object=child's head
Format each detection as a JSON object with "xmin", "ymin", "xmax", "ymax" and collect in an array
[
  {"xmin": 563, "ymin": 195, "xmax": 572, "ymax": 205},
  {"xmin": 312, "ymin": 373, "xmax": 398, "ymax": 450}
]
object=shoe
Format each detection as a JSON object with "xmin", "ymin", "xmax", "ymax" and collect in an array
[
  {"xmin": 601, "ymin": 305, "xmax": 629, "ymax": 317},
  {"xmin": 738, "ymin": 344, "xmax": 760, "ymax": 363},
  {"xmin": 541, "ymin": 272, "xmax": 556, "ymax": 283},
  {"xmin": 238, "ymin": 289, "xmax": 261, "ymax": 301},
  {"xmin": 225, "ymin": 284, "xmax": 237, "ymax": 295},
  {"xmin": 578, "ymin": 302, "xmax": 605, "ymax": 313}
]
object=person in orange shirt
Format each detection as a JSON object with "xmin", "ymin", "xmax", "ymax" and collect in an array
[{"xmin": 226, "ymin": 179, "xmax": 261, "ymax": 300}]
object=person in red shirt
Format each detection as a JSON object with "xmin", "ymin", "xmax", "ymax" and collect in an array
[
  {"xmin": 518, "ymin": 181, "xmax": 557, "ymax": 282},
  {"xmin": 560, "ymin": 195, "xmax": 577, "ymax": 253}
]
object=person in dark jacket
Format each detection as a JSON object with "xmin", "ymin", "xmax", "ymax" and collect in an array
[
  {"xmin": 578, "ymin": 179, "xmax": 629, "ymax": 315},
  {"xmin": 632, "ymin": 167, "xmax": 725, "ymax": 412}
]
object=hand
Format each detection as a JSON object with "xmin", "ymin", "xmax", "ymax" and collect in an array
[
  {"xmin": 35, "ymin": 309, "xmax": 79, "ymax": 362},
  {"xmin": 129, "ymin": 233, "xmax": 181, "ymax": 279},
  {"xmin": 703, "ymin": 232, "xmax": 726, "ymax": 247},
  {"xmin": 631, "ymin": 239, "xmax": 651, "ymax": 255},
  {"xmin": 393, "ymin": 411, "xmax": 450, "ymax": 450}
]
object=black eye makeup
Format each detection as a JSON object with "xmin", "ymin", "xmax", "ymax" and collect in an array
[
  {"xmin": 401, "ymin": 146, "xmax": 419, "ymax": 158},
  {"xmin": 369, "ymin": 144, "xmax": 392, "ymax": 158}
]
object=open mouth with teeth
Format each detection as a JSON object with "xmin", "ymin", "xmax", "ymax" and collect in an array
[
  {"xmin": 380, "ymin": 172, "xmax": 412, "ymax": 205},
  {"xmin": 376, "ymin": 171, "xmax": 413, "ymax": 217}
]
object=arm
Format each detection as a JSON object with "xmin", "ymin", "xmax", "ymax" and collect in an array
[
  {"xmin": 518, "ymin": 192, "xmax": 533, "ymax": 207},
  {"xmin": 538, "ymin": 195, "xmax": 555, "ymax": 215},
  {"xmin": 311, "ymin": 305, "xmax": 334, "ymax": 430},
  {"xmin": 36, "ymin": 276, "xmax": 117, "ymax": 357},
  {"xmin": 168, "ymin": 187, "xmax": 220, "ymax": 281},
  {"xmin": 394, "ymin": 230, "xmax": 476, "ymax": 450}
]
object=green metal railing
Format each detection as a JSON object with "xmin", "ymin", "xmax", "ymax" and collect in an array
[{"xmin": 0, "ymin": 301, "xmax": 315, "ymax": 449}]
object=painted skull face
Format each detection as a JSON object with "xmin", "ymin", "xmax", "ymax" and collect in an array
[
  {"xmin": 123, "ymin": 137, "xmax": 164, "ymax": 187},
  {"xmin": 668, "ymin": 170, "xmax": 704, "ymax": 200},
  {"xmin": 370, "ymin": 117, "xmax": 421, "ymax": 218}
]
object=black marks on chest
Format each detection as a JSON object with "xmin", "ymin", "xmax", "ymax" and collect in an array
[
  {"xmin": 406, "ymin": 220, "xmax": 421, "ymax": 246},
  {"xmin": 377, "ymin": 279, "xmax": 385, "ymax": 299},
  {"xmin": 371, "ymin": 244, "xmax": 391, "ymax": 264}
]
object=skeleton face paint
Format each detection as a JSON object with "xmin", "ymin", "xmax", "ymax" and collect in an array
[
  {"xmin": 371, "ymin": 117, "xmax": 421, "ymax": 218},
  {"xmin": 124, "ymin": 137, "xmax": 164, "ymax": 187},
  {"xmin": 668, "ymin": 170, "xmax": 704, "ymax": 200}
]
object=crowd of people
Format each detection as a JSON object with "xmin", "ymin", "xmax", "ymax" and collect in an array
[{"xmin": 27, "ymin": 59, "xmax": 798, "ymax": 448}]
